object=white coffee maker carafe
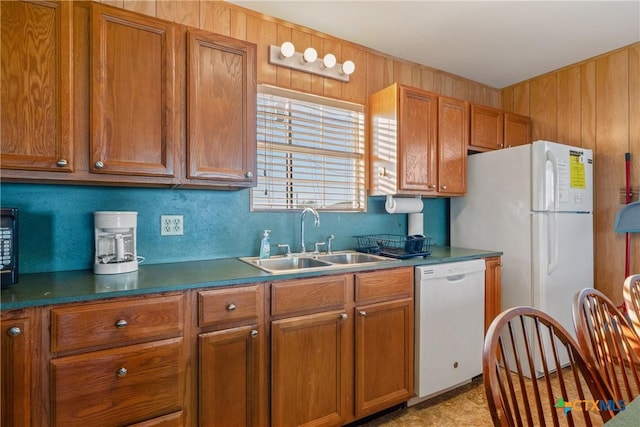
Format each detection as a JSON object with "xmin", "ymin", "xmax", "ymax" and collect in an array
[{"xmin": 94, "ymin": 211, "xmax": 138, "ymax": 274}]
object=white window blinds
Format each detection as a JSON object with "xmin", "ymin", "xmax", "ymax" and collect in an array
[{"xmin": 252, "ymin": 86, "xmax": 366, "ymax": 212}]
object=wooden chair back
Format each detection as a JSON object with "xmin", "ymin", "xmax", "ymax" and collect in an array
[
  {"xmin": 623, "ymin": 274, "xmax": 640, "ymax": 336},
  {"xmin": 484, "ymin": 306, "xmax": 614, "ymax": 427},
  {"xmin": 573, "ymin": 287, "xmax": 640, "ymax": 403}
]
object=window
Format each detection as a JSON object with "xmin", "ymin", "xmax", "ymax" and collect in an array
[{"xmin": 251, "ymin": 86, "xmax": 366, "ymax": 212}]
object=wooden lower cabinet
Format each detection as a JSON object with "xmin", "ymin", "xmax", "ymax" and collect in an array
[
  {"xmin": 355, "ymin": 298, "xmax": 414, "ymax": 417},
  {"xmin": 484, "ymin": 256, "xmax": 503, "ymax": 333},
  {"xmin": 199, "ymin": 325, "xmax": 262, "ymax": 426},
  {"xmin": 1, "ymin": 311, "xmax": 34, "ymax": 427}
]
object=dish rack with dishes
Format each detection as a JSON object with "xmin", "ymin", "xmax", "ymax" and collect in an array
[{"xmin": 355, "ymin": 234, "xmax": 432, "ymax": 259}]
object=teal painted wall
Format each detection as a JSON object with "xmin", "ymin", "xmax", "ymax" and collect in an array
[{"xmin": 0, "ymin": 183, "xmax": 449, "ymax": 273}]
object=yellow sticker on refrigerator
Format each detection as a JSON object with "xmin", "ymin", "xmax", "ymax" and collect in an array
[{"xmin": 569, "ymin": 150, "xmax": 586, "ymax": 189}]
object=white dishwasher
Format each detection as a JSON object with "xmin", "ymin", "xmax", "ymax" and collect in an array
[{"xmin": 409, "ymin": 259, "xmax": 486, "ymax": 406}]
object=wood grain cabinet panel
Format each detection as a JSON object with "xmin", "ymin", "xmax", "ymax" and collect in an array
[
  {"xmin": 50, "ymin": 338, "xmax": 184, "ymax": 427},
  {"xmin": 50, "ymin": 294, "xmax": 184, "ymax": 353},
  {"xmin": 90, "ymin": 3, "xmax": 177, "ymax": 178},
  {"xmin": 437, "ymin": 96, "xmax": 468, "ymax": 195},
  {"xmin": 0, "ymin": 0, "xmax": 73, "ymax": 172},
  {"xmin": 470, "ymin": 104, "xmax": 504, "ymax": 150},
  {"xmin": 484, "ymin": 256, "xmax": 502, "ymax": 333},
  {"xmin": 1, "ymin": 314, "xmax": 32, "ymax": 427},
  {"xmin": 199, "ymin": 325, "xmax": 262, "ymax": 426},
  {"xmin": 355, "ymin": 298, "xmax": 414, "ymax": 418},
  {"xmin": 186, "ymin": 29, "xmax": 257, "ymax": 187},
  {"xmin": 271, "ymin": 310, "xmax": 351, "ymax": 427},
  {"xmin": 504, "ymin": 112, "xmax": 531, "ymax": 148},
  {"xmin": 198, "ymin": 285, "xmax": 261, "ymax": 328}
]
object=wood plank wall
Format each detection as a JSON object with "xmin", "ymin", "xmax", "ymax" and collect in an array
[
  {"xmin": 97, "ymin": 0, "xmax": 500, "ymax": 107},
  {"xmin": 502, "ymin": 43, "xmax": 640, "ymax": 304},
  {"xmin": 101, "ymin": 1, "xmax": 638, "ymax": 303}
]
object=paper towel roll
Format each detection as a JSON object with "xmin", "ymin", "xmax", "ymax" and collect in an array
[{"xmin": 385, "ymin": 195, "xmax": 423, "ymax": 214}]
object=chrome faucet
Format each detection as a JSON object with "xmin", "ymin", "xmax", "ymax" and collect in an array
[{"xmin": 300, "ymin": 207, "xmax": 320, "ymax": 253}]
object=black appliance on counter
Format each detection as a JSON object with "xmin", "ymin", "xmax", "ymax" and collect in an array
[{"xmin": 1, "ymin": 208, "xmax": 18, "ymax": 286}]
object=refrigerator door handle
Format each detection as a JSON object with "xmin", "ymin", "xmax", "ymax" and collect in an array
[
  {"xmin": 545, "ymin": 149, "xmax": 559, "ymax": 212},
  {"xmin": 547, "ymin": 212, "xmax": 558, "ymax": 274}
]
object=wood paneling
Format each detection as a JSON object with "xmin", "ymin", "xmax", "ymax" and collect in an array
[{"xmin": 501, "ymin": 43, "xmax": 640, "ymax": 303}]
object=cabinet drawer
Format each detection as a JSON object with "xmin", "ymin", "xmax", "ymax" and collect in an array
[
  {"xmin": 198, "ymin": 285, "xmax": 261, "ymax": 328},
  {"xmin": 271, "ymin": 275, "xmax": 350, "ymax": 317},
  {"xmin": 50, "ymin": 294, "xmax": 184, "ymax": 353},
  {"xmin": 355, "ymin": 267, "xmax": 413, "ymax": 303},
  {"xmin": 51, "ymin": 338, "xmax": 183, "ymax": 427}
]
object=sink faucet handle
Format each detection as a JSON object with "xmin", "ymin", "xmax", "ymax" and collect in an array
[
  {"xmin": 313, "ymin": 242, "xmax": 326, "ymax": 254},
  {"xmin": 277, "ymin": 244, "xmax": 291, "ymax": 256},
  {"xmin": 327, "ymin": 234, "xmax": 335, "ymax": 254}
]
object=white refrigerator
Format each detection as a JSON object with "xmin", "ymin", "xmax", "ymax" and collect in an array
[{"xmin": 450, "ymin": 140, "xmax": 594, "ymax": 372}]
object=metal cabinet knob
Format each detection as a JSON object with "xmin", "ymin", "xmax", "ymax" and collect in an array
[
  {"xmin": 115, "ymin": 319, "xmax": 128, "ymax": 328},
  {"xmin": 250, "ymin": 330, "xmax": 258, "ymax": 337},
  {"xmin": 340, "ymin": 313, "xmax": 348, "ymax": 320},
  {"xmin": 95, "ymin": 160, "xmax": 105, "ymax": 169},
  {"xmin": 359, "ymin": 311, "xmax": 367, "ymax": 317},
  {"xmin": 226, "ymin": 303, "xmax": 236, "ymax": 311},
  {"xmin": 428, "ymin": 184, "xmax": 436, "ymax": 190},
  {"xmin": 56, "ymin": 159, "xmax": 68, "ymax": 167},
  {"xmin": 7, "ymin": 326, "xmax": 21, "ymax": 337},
  {"xmin": 378, "ymin": 167, "xmax": 387, "ymax": 177},
  {"xmin": 117, "ymin": 367, "xmax": 128, "ymax": 377},
  {"xmin": 441, "ymin": 185, "xmax": 447, "ymax": 191},
  {"xmin": 245, "ymin": 171, "xmax": 253, "ymax": 178}
]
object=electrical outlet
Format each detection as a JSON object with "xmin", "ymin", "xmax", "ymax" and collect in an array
[{"xmin": 161, "ymin": 215, "xmax": 184, "ymax": 236}]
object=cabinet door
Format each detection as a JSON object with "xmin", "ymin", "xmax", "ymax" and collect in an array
[
  {"xmin": 484, "ymin": 256, "xmax": 503, "ymax": 334},
  {"xmin": 200, "ymin": 325, "xmax": 262, "ymax": 427},
  {"xmin": 399, "ymin": 86, "xmax": 438, "ymax": 193},
  {"xmin": 1, "ymin": 316, "xmax": 32, "ymax": 427},
  {"xmin": 1, "ymin": 0, "xmax": 73, "ymax": 172},
  {"xmin": 437, "ymin": 96, "xmax": 468, "ymax": 196},
  {"xmin": 470, "ymin": 104, "xmax": 504, "ymax": 150},
  {"xmin": 355, "ymin": 299, "xmax": 414, "ymax": 418},
  {"xmin": 90, "ymin": 4, "xmax": 177, "ymax": 177},
  {"xmin": 504, "ymin": 112, "xmax": 531, "ymax": 148},
  {"xmin": 186, "ymin": 30, "xmax": 256, "ymax": 186},
  {"xmin": 271, "ymin": 310, "xmax": 350, "ymax": 427}
]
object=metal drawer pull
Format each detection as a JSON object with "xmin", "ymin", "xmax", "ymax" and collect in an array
[
  {"xmin": 56, "ymin": 159, "xmax": 68, "ymax": 167},
  {"xmin": 7, "ymin": 326, "xmax": 21, "ymax": 337},
  {"xmin": 226, "ymin": 303, "xmax": 237, "ymax": 311},
  {"xmin": 340, "ymin": 313, "xmax": 348, "ymax": 320},
  {"xmin": 359, "ymin": 311, "xmax": 367, "ymax": 317},
  {"xmin": 115, "ymin": 319, "xmax": 128, "ymax": 328},
  {"xmin": 117, "ymin": 367, "xmax": 128, "ymax": 377},
  {"xmin": 95, "ymin": 160, "xmax": 105, "ymax": 169},
  {"xmin": 251, "ymin": 330, "xmax": 258, "ymax": 337}
]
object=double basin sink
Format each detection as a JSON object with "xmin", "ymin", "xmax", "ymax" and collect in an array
[{"xmin": 240, "ymin": 251, "xmax": 397, "ymax": 274}]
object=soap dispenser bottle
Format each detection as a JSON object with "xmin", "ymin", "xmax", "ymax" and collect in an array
[{"xmin": 259, "ymin": 230, "xmax": 271, "ymax": 259}]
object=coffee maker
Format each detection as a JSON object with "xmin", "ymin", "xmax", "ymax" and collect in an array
[{"xmin": 94, "ymin": 211, "xmax": 138, "ymax": 275}]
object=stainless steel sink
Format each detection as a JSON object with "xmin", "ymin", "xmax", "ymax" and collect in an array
[
  {"xmin": 252, "ymin": 256, "xmax": 332, "ymax": 271},
  {"xmin": 239, "ymin": 251, "xmax": 396, "ymax": 274},
  {"xmin": 315, "ymin": 252, "xmax": 390, "ymax": 264}
]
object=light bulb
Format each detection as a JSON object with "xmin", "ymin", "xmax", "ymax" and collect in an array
[
  {"xmin": 322, "ymin": 53, "xmax": 336, "ymax": 69},
  {"xmin": 341, "ymin": 60, "xmax": 355, "ymax": 75},
  {"xmin": 302, "ymin": 47, "xmax": 318, "ymax": 63},
  {"xmin": 280, "ymin": 41, "xmax": 295, "ymax": 58}
]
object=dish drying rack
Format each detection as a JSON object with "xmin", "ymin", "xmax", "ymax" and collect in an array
[{"xmin": 354, "ymin": 234, "xmax": 432, "ymax": 259}]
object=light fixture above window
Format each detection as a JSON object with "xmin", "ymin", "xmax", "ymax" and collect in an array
[{"xmin": 269, "ymin": 42, "xmax": 355, "ymax": 82}]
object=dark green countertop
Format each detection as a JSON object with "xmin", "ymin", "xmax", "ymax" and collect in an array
[{"xmin": 1, "ymin": 246, "xmax": 502, "ymax": 310}]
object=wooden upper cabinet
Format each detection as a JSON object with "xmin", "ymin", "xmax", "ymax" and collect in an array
[
  {"xmin": 504, "ymin": 112, "xmax": 531, "ymax": 148},
  {"xmin": 437, "ymin": 96, "xmax": 468, "ymax": 196},
  {"xmin": 399, "ymin": 86, "xmax": 438, "ymax": 193},
  {"xmin": 470, "ymin": 105, "xmax": 531, "ymax": 151},
  {"xmin": 470, "ymin": 104, "xmax": 504, "ymax": 150},
  {"xmin": 0, "ymin": 0, "xmax": 73, "ymax": 172},
  {"xmin": 369, "ymin": 83, "xmax": 467, "ymax": 196},
  {"xmin": 90, "ymin": 4, "xmax": 177, "ymax": 178},
  {"xmin": 186, "ymin": 30, "xmax": 257, "ymax": 187}
]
